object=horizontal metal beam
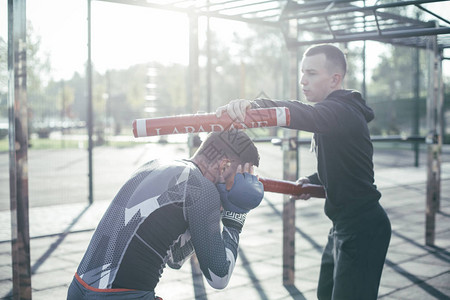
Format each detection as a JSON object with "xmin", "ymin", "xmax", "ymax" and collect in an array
[
  {"xmin": 362, "ymin": 6, "xmax": 430, "ymax": 27},
  {"xmin": 370, "ymin": 135, "xmax": 426, "ymax": 142},
  {"xmin": 197, "ymin": 8, "xmax": 281, "ymax": 26},
  {"xmin": 206, "ymin": 0, "xmax": 276, "ymax": 13},
  {"xmin": 281, "ymin": 0, "xmax": 449, "ymax": 21},
  {"xmin": 281, "ymin": 0, "xmax": 356, "ymax": 13},
  {"xmin": 94, "ymin": 0, "xmax": 193, "ymax": 14},
  {"xmin": 416, "ymin": 4, "xmax": 450, "ymax": 26},
  {"xmin": 198, "ymin": 0, "xmax": 243, "ymax": 10},
  {"xmin": 288, "ymin": 26, "xmax": 450, "ymax": 47},
  {"xmin": 296, "ymin": 15, "xmax": 418, "ymax": 35},
  {"xmin": 253, "ymin": 135, "xmax": 427, "ymax": 146},
  {"xmin": 95, "ymin": 0, "xmax": 280, "ymax": 26},
  {"xmin": 95, "ymin": 0, "xmax": 450, "ymax": 48}
]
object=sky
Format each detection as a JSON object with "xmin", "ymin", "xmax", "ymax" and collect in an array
[
  {"xmin": 1, "ymin": 0, "xmax": 193, "ymax": 79},
  {"xmin": 1, "ymin": 0, "xmax": 449, "ymax": 81},
  {"xmin": 0, "ymin": 0, "xmax": 252, "ymax": 80}
]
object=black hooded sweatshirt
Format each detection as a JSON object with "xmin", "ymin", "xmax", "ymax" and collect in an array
[{"xmin": 253, "ymin": 90, "xmax": 381, "ymax": 224}]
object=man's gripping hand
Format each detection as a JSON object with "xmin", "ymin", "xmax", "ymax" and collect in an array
[
  {"xmin": 216, "ymin": 99, "xmax": 252, "ymax": 122},
  {"xmin": 217, "ymin": 164, "xmax": 264, "ymax": 232},
  {"xmin": 217, "ymin": 172, "xmax": 264, "ymax": 213},
  {"xmin": 289, "ymin": 177, "xmax": 312, "ymax": 201}
]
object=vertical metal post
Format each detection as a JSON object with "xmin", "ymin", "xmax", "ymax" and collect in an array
[
  {"xmin": 362, "ymin": 1, "xmax": 367, "ymax": 99},
  {"xmin": 425, "ymin": 35, "xmax": 442, "ymax": 246},
  {"xmin": 362, "ymin": 41, "xmax": 366, "ymax": 100},
  {"xmin": 87, "ymin": 0, "xmax": 94, "ymax": 204},
  {"xmin": 282, "ymin": 129, "xmax": 298, "ymax": 286},
  {"xmin": 436, "ymin": 50, "xmax": 444, "ymax": 213},
  {"xmin": 282, "ymin": 19, "xmax": 299, "ymax": 286},
  {"xmin": 187, "ymin": 11, "xmax": 200, "ymax": 160},
  {"xmin": 413, "ymin": 47, "xmax": 420, "ymax": 167},
  {"xmin": 206, "ymin": 1, "xmax": 212, "ymax": 113},
  {"xmin": 187, "ymin": 11, "xmax": 203, "ymax": 291},
  {"xmin": 8, "ymin": 0, "xmax": 32, "ymax": 298},
  {"xmin": 105, "ymin": 70, "xmax": 111, "ymax": 142},
  {"xmin": 61, "ymin": 80, "xmax": 66, "ymax": 148},
  {"xmin": 188, "ymin": 11, "xmax": 199, "ymax": 113},
  {"xmin": 240, "ymin": 60, "xmax": 246, "ymax": 98}
]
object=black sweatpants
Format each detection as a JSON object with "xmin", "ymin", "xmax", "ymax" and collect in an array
[{"xmin": 317, "ymin": 202, "xmax": 391, "ymax": 300}]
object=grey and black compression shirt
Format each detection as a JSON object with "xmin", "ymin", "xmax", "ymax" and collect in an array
[{"xmin": 76, "ymin": 159, "xmax": 240, "ymax": 291}]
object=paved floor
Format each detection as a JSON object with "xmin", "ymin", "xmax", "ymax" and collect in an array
[{"xmin": 0, "ymin": 141, "xmax": 449, "ymax": 299}]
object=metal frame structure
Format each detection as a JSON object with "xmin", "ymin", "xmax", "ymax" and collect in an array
[
  {"xmin": 7, "ymin": 0, "xmax": 450, "ymax": 296},
  {"xmin": 102, "ymin": 0, "xmax": 450, "ymax": 48},
  {"xmin": 94, "ymin": 0, "xmax": 450, "ymax": 287}
]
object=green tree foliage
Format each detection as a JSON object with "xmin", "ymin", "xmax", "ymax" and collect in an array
[
  {"xmin": 198, "ymin": 27, "xmax": 242, "ymax": 110},
  {"xmin": 26, "ymin": 21, "xmax": 52, "ymax": 124},
  {"xmin": 0, "ymin": 21, "xmax": 53, "ymax": 133},
  {"xmin": 197, "ymin": 22, "xmax": 287, "ymax": 112},
  {"xmin": 342, "ymin": 43, "xmax": 363, "ymax": 93},
  {"xmin": 234, "ymin": 24, "xmax": 287, "ymax": 100},
  {"xmin": 155, "ymin": 63, "xmax": 187, "ymax": 116},
  {"xmin": 367, "ymin": 44, "xmax": 429, "ymax": 135},
  {"xmin": 99, "ymin": 65, "xmax": 148, "ymax": 133},
  {"xmin": 66, "ymin": 72, "xmax": 86, "ymax": 122},
  {"xmin": 369, "ymin": 44, "xmax": 427, "ymax": 101},
  {"xmin": 44, "ymin": 80, "xmax": 75, "ymax": 119}
]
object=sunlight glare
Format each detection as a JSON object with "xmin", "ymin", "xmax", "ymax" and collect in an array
[{"xmin": 91, "ymin": 1, "xmax": 189, "ymax": 73}]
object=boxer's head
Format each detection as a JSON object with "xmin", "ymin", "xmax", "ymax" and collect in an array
[{"xmin": 192, "ymin": 130, "xmax": 259, "ymax": 187}]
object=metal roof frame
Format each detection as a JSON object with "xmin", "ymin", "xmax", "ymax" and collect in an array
[
  {"xmin": 98, "ymin": 0, "xmax": 450, "ymax": 50},
  {"xmin": 280, "ymin": 0, "xmax": 450, "ymax": 49}
]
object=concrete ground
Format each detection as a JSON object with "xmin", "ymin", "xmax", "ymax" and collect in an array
[{"xmin": 0, "ymin": 140, "xmax": 449, "ymax": 299}]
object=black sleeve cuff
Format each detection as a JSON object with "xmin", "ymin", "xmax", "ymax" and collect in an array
[
  {"xmin": 222, "ymin": 211, "xmax": 247, "ymax": 233},
  {"xmin": 307, "ymin": 173, "xmax": 321, "ymax": 185}
]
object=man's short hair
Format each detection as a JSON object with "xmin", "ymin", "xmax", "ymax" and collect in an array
[
  {"xmin": 304, "ymin": 44, "xmax": 347, "ymax": 77},
  {"xmin": 195, "ymin": 130, "xmax": 260, "ymax": 167}
]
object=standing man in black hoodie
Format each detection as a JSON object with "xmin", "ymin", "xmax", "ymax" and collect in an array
[{"xmin": 216, "ymin": 44, "xmax": 391, "ymax": 300}]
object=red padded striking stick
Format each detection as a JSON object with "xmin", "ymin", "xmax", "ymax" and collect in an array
[
  {"xmin": 259, "ymin": 177, "xmax": 326, "ymax": 198},
  {"xmin": 132, "ymin": 107, "xmax": 290, "ymax": 137}
]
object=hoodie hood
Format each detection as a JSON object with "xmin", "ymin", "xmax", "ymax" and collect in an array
[{"xmin": 327, "ymin": 89, "xmax": 374, "ymax": 123}]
